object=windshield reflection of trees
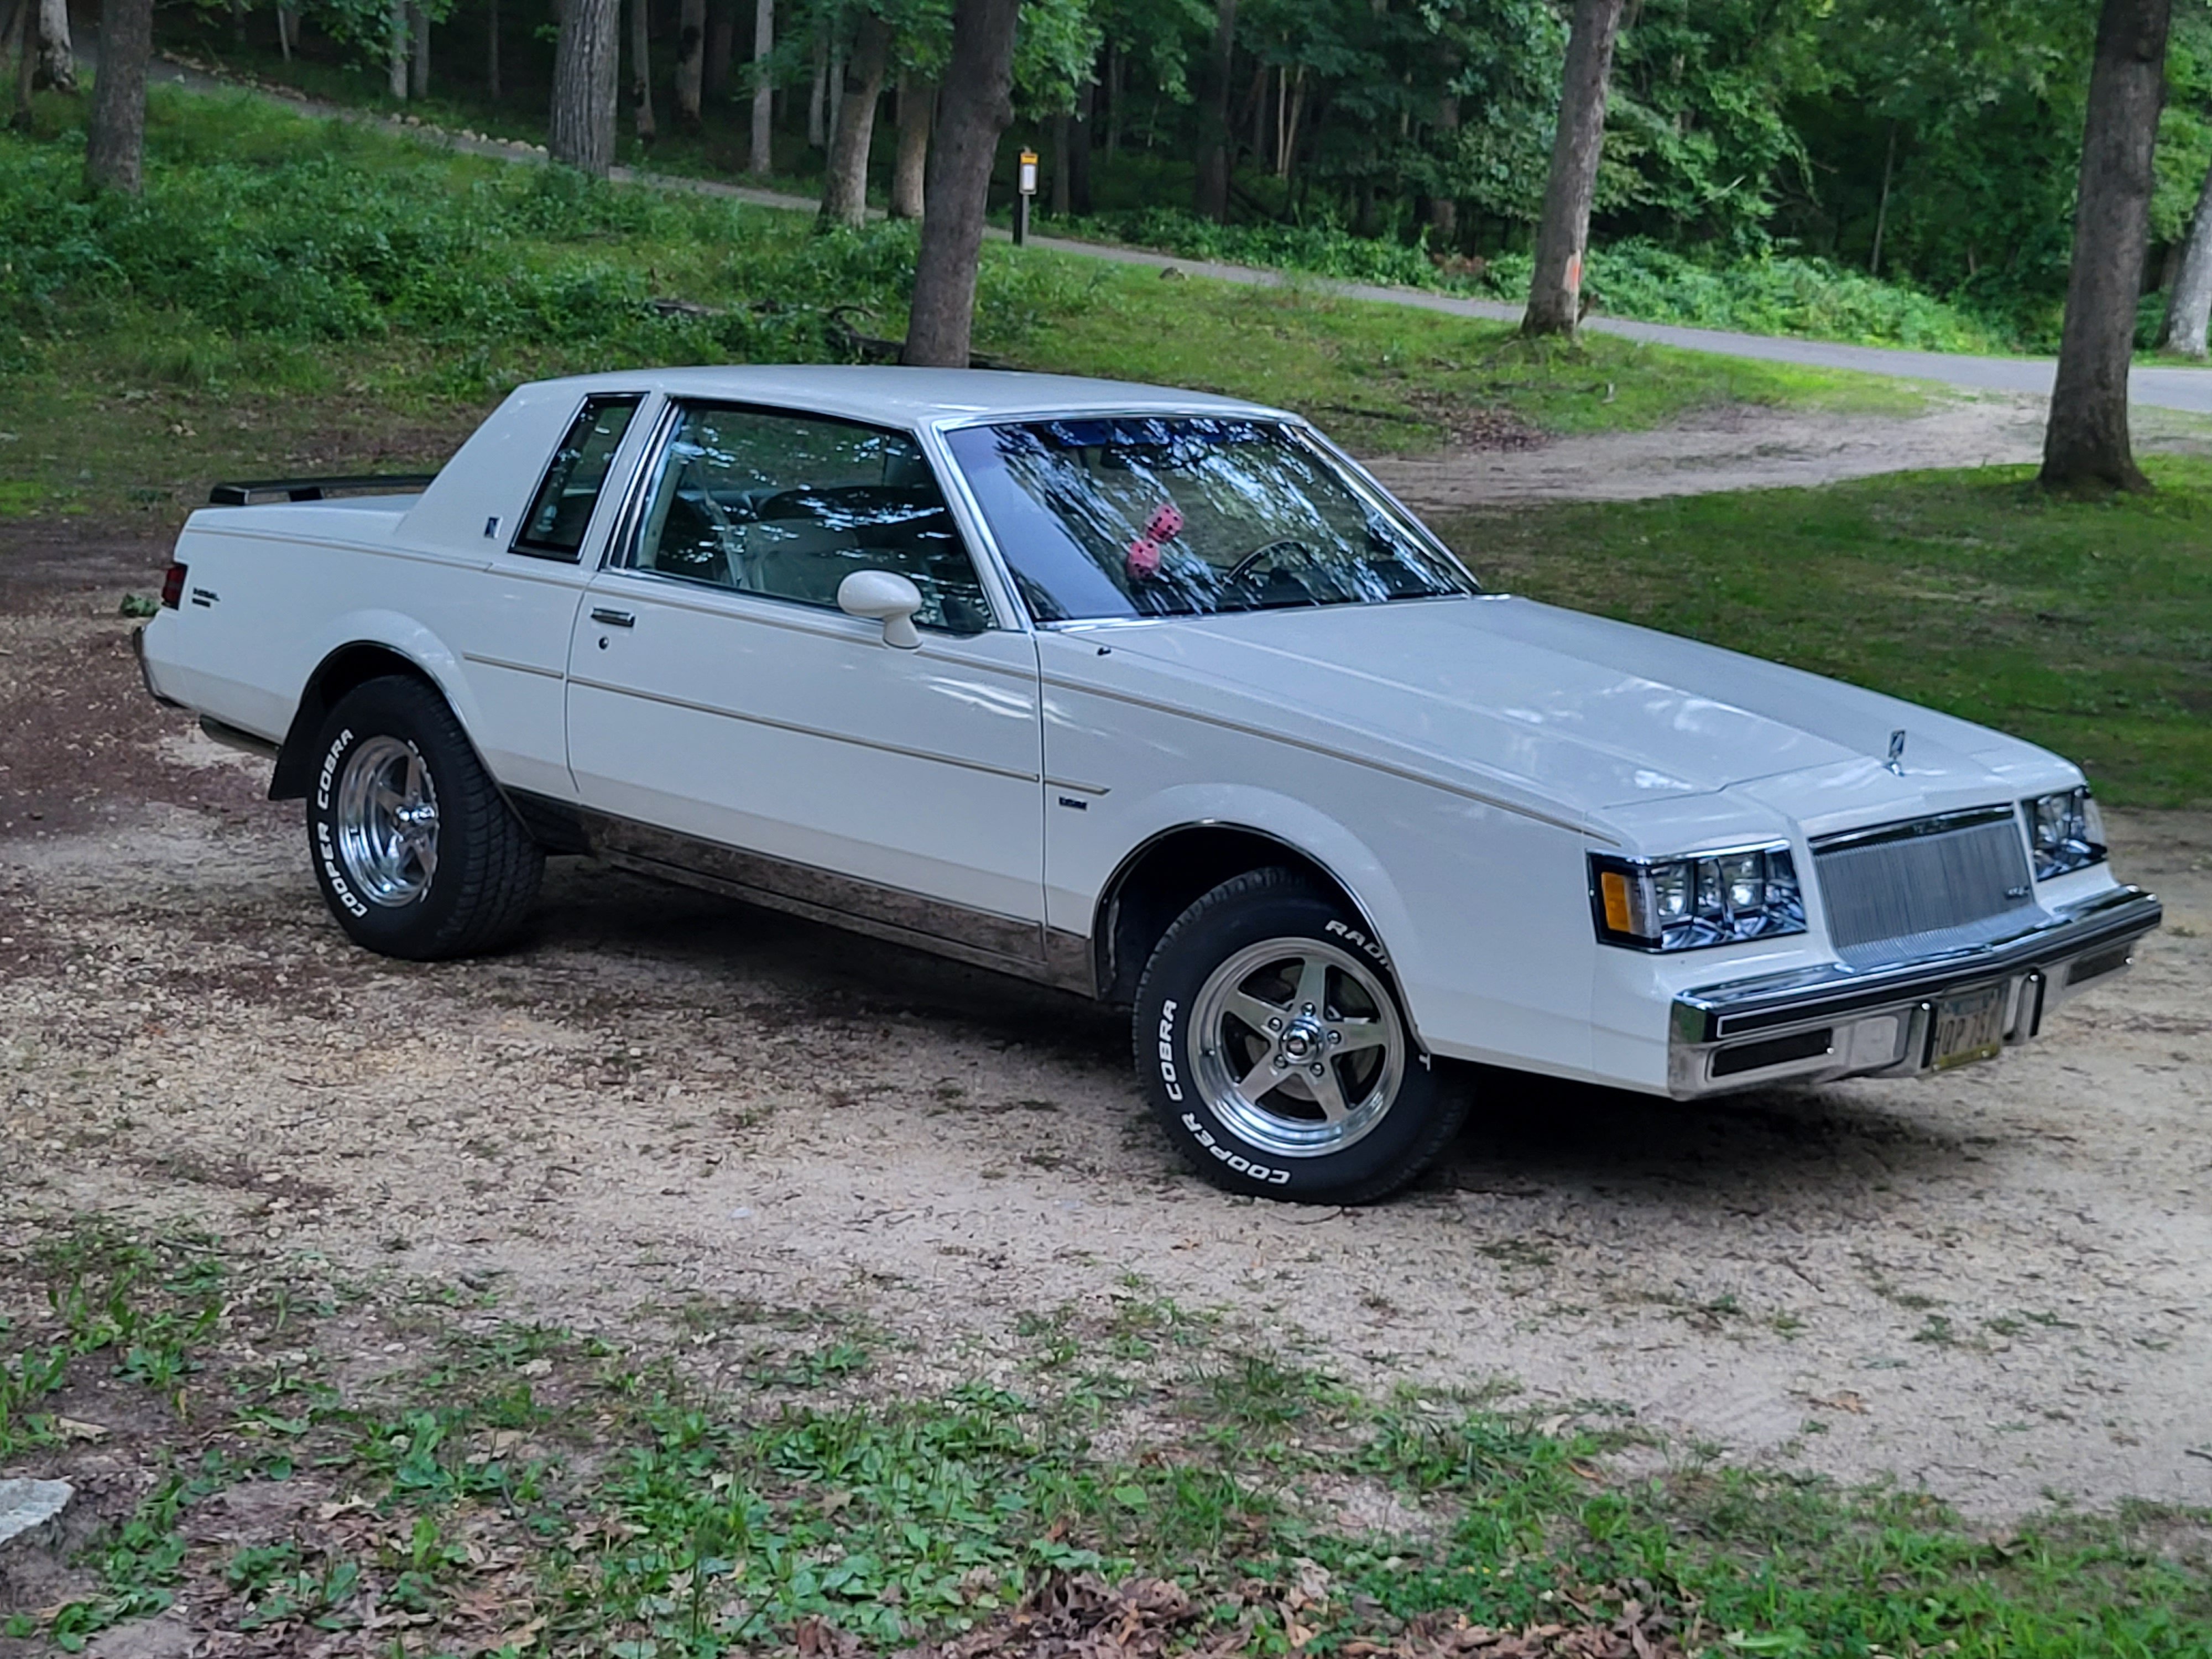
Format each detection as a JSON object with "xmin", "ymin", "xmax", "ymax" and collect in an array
[{"xmin": 1004, "ymin": 420, "xmax": 1467, "ymax": 618}]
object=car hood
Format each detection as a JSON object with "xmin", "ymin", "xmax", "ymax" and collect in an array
[{"xmin": 1063, "ymin": 596, "xmax": 2068, "ymax": 829}]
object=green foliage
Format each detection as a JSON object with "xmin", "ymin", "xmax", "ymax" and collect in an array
[
  {"xmin": 1496, "ymin": 241, "xmax": 2018, "ymax": 353},
  {"xmin": 1451, "ymin": 457, "xmax": 2212, "ymax": 808},
  {"xmin": 1060, "ymin": 208, "xmax": 2017, "ymax": 351},
  {"xmin": 8, "ymin": 1221, "xmax": 2209, "ymax": 1657},
  {"xmin": 0, "ymin": 88, "xmax": 1108, "ymax": 383},
  {"xmin": 1066, "ymin": 205, "xmax": 1446, "ymax": 287}
]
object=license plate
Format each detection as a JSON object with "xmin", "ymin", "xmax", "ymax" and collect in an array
[{"xmin": 1931, "ymin": 984, "xmax": 2007, "ymax": 1071}]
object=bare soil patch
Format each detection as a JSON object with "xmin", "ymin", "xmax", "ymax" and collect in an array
[
  {"xmin": 3, "ymin": 519, "xmax": 2209, "ymax": 1524},
  {"xmin": 1366, "ymin": 392, "xmax": 2212, "ymax": 511}
]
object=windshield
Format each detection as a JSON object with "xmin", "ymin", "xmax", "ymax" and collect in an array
[{"xmin": 942, "ymin": 417, "xmax": 1477, "ymax": 622}]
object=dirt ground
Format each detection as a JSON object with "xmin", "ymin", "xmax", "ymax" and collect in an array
[
  {"xmin": 1365, "ymin": 392, "xmax": 2212, "ymax": 508},
  {"xmin": 3, "ymin": 515, "xmax": 2209, "ymax": 1528}
]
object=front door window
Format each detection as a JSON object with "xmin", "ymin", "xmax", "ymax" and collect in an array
[{"xmin": 629, "ymin": 405, "xmax": 994, "ymax": 635}]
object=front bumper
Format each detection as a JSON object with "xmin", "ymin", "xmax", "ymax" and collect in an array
[{"xmin": 1667, "ymin": 885, "xmax": 2162, "ymax": 1097}]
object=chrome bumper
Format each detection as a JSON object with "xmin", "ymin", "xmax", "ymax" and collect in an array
[{"xmin": 1667, "ymin": 886, "xmax": 2162, "ymax": 1097}]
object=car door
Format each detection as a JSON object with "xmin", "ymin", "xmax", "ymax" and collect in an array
[
  {"xmin": 438, "ymin": 389, "xmax": 648, "ymax": 799},
  {"xmin": 564, "ymin": 400, "xmax": 1049, "ymax": 967}
]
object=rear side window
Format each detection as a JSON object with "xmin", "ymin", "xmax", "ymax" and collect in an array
[{"xmin": 513, "ymin": 395, "xmax": 642, "ymax": 560}]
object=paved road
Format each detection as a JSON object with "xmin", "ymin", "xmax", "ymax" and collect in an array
[{"xmin": 144, "ymin": 59, "xmax": 2212, "ymax": 415}]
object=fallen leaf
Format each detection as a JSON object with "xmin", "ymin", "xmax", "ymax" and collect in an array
[{"xmin": 54, "ymin": 1417, "xmax": 108, "ymax": 1441}]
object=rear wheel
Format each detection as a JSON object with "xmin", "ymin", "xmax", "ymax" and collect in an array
[
  {"xmin": 306, "ymin": 675, "xmax": 542, "ymax": 959},
  {"xmin": 1134, "ymin": 867, "xmax": 1464, "ymax": 1204}
]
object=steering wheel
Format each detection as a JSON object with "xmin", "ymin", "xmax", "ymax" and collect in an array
[{"xmin": 1223, "ymin": 538, "xmax": 1316, "ymax": 586}]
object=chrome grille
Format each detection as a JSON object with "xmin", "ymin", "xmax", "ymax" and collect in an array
[{"xmin": 1812, "ymin": 807, "xmax": 2038, "ymax": 966}]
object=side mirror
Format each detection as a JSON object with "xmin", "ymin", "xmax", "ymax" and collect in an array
[{"xmin": 837, "ymin": 570, "xmax": 926, "ymax": 649}]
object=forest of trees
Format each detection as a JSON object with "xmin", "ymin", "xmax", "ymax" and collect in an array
[
  {"xmin": 7, "ymin": 0, "xmax": 2210, "ymax": 483},
  {"xmin": 30, "ymin": 0, "xmax": 2203, "ymax": 348}
]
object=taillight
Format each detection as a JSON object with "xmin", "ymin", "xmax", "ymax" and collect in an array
[{"xmin": 159, "ymin": 562, "xmax": 187, "ymax": 609}]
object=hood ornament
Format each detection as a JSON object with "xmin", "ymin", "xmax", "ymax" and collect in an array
[{"xmin": 1886, "ymin": 729, "xmax": 1908, "ymax": 776}]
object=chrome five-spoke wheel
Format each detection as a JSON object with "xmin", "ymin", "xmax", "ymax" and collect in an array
[
  {"xmin": 334, "ymin": 734, "xmax": 441, "ymax": 906},
  {"xmin": 1190, "ymin": 937, "xmax": 1406, "ymax": 1158}
]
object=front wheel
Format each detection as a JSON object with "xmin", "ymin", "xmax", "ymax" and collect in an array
[
  {"xmin": 306, "ymin": 675, "xmax": 543, "ymax": 960},
  {"xmin": 1133, "ymin": 867, "xmax": 1465, "ymax": 1204}
]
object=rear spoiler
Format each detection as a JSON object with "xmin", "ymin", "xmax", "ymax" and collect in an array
[{"xmin": 207, "ymin": 473, "xmax": 438, "ymax": 506}]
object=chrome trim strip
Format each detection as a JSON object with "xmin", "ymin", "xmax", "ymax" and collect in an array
[
  {"xmin": 1042, "ymin": 674, "xmax": 1604, "ymax": 841},
  {"xmin": 1673, "ymin": 886, "xmax": 2162, "ymax": 1045},
  {"xmin": 1808, "ymin": 804, "xmax": 2018, "ymax": 854},
  {"xmin": 462, "ymin": 651, "xmax": 565, "ymax": 680},
  {"xmin": 577, "ymin": 811, "xmax": 1094, "ymax": 994},
  {"xmin": 1045, "ymin": 776, "xmax": 1111, "ymax": 797},
  {"xmin": 596, "ymin": 392, "xmax": 679, "ymax": 573},
  {"xmin": 567, "ymin": 673, "xmax": 1042, "ymax": 783}
]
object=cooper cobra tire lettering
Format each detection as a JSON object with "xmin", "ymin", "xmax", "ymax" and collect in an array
[
  {"xmin": 315, "ymin": 726, "xmax": 352, "ymax": 812},
  {"xmin": 314, "ymin": 730, "xmax": 369, "ymax": 917},
  {"xmin": 1179, "ymin": 1113, "xmax": 1287, "ymax": 1184},
  {"xmin": 1157, "ymin": 998, "xmax": 1183, "ymax": 1102}
]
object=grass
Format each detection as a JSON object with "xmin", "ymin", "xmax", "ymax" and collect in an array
[
  {"xmin": 0, "ymin": 84, "xmax": 1922, "ymax": 524},
  {"xmin": 155, "ymin": 17, "xmax": 2029, "ymax": 358},
  {"xmin": 1443, "ymin": 460, "xmax": 2212, "ymax": 809},
  {"xmin": 2, "ymin": 1220, "xmax": 2208, "ymax": 1656}
]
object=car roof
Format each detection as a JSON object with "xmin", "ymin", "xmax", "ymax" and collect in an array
[{"xmin": 519, "ymin": 365, "xmax": 1296, "ymax": 427}]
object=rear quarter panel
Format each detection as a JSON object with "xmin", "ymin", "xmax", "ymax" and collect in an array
[{"xmin": 140, "ymin": 508, "xmax": 492, "ymax": 754}]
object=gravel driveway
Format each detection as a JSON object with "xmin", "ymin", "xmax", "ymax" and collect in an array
[{"xmin": 4, "ymin": 525, "xmax": 2208, "ymax": 1521}]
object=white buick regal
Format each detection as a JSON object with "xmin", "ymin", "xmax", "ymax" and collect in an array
[{"xmin": 137, "ymin": 367, "xmax": 2162, "ymax": 1203}]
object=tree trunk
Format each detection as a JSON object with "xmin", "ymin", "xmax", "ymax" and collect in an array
[
  {"xmin": 674, "ymin": 0, "xmax": 702, "ymax": 126},
  {"xmin": 277, "ymin": 4, "xmax": 296, "ymax": 62},
  {"xmin": 705, "ymin": 0, "xmax": 733, "ymax": 98},
  {"xmin": 1104, "ymin": 43, "xmax": 1121, "ymax": 158},
  {"xmin": 1050, "ymin": 109, "xmax": 1069, "ymax": 215},
  {"xmin": 34, "ymin": 0, "xmax": 72, "ymax": 92},
  {"xmin": 819, "ymin": 12, "xmax": 888, "ymax": 227},
  {"xmin": 827, "ymin": 39, "xmax": 844, "ymax": 142},
  {"xmin": 5, "ymin": 0, "xmax": 34, "ymax": 129},
  {"xmin": 890, "ymin": 72, "xmax": 930, "ymax": 217},
  {"xmin": 747, "ymin": 0, "xmax": 770, "ymax": 173},
  {"xmin": 1428, "ymin": 89, "xmax": 1459, "ymax": 242},
  {"xmin": 1068, "ymin": 70, "xmax": 1093, "ymax": 216},
  {"xmin": 410, "ymin": 3, "xmax": 430, "ymax": 99},
  {"xmin": 387, "ymin": 0, "xmax": 408, "ymax": 98},
  {"xmin": 1192, "ymin": 0, "xmax": 1237, "ymax": 220},
  {"xmin": 901, "ymin": 0, "xmax": 1018, "ymax": 368},
  {"xmin": 1869, "ymin": 121, "xmax": 1898, "ymax": 276},
  {"xmin": 82, "ymin": 0, "xmax": 152, "ymax": 186},
  {"xmin": 550, "ymin": 0, "xmax": 620, "ymax": 175},
  {"xmin": 807, "ymin": 33, "xmax": 825, "ymax": 147},
  {"xmin": 1521, "ymin": 0, "xmax": 1625, "ymax": 337},
  {"xmin": 2157, "ymin": 149, "xmax": 2212, "ymax": 356},
  {"xmin": 629, "ymin": 0, "xmax": 655, "ymax": 138},
  {"xmin": 2041, "ymin": 0, "xmax": 2172, "ymax": 492},
  {"xmin": 486, "ymin": 0, "xmax": 501, "ymax": 100}
]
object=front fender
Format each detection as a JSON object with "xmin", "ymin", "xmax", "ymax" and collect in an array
[{"xmin": 1102, "ymin": 781, "xmax": 1422, "ymax": 988}]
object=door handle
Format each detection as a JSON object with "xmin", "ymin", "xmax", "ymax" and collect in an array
[{"xmin": 590, "ymin": 607, "xmax": 636, "ymax": 628}]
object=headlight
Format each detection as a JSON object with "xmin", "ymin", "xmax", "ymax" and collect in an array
[
  {"xmin": 1588, "ymin": 844, "xmax": 1806, "ymax": 952},
  {"xmin": 2022, "ymin": 787, "xmax": 2106, "ymax": 880}
]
